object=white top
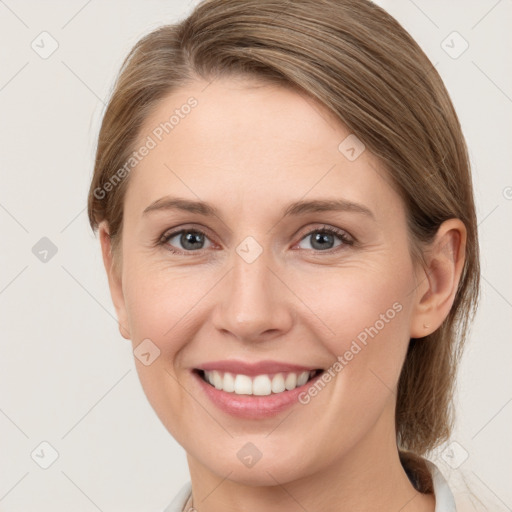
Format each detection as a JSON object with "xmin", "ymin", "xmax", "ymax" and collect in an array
[{"xmin": 161, "ymin": 459, "xmax": 456, "ymax": 512}]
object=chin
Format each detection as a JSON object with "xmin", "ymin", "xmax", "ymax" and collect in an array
[{"xmin": 189, "ymin": 437, "xmax": 317, "ymax": 486}]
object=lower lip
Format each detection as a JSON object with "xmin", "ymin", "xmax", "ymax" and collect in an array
[{"xmin": 192, "ymin": 370, "xmax": 324, "ymax": 419}]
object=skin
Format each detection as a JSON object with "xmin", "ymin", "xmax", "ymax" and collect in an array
[{"xmin": 99, "ymin": 76, "xmax": 466, "ymax": 512}]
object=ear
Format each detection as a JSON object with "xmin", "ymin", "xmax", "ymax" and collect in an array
[
  {"xmin": 98, "ymin": 221, "xmax": 131, "ymax": 340},
  {"xmin": 410, "ymin": 218, "xmax": 467, "ymax": 338}
]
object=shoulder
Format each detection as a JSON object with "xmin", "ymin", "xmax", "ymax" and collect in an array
[
  {"xmin": 161, "ymin": 481, "xmax": 192, "ymax": 512},
  {"xmin": 424, "ymin": 459, "xmax": 457, "ymax": 512}
]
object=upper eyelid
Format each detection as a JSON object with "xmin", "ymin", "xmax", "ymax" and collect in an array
[{"xmin": 160, "ymin": 224, "xmax": 216, "ymax": 243}]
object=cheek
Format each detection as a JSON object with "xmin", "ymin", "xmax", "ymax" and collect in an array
[
  {"xmin": 120, "ymin": 261, "xmax": 197, "ymax": 419},
  {"xmin": 312, "ymin": 268, "xmax": 408, "ymax": 325},
  {"xmin": 297, "ymin": 259, "xmax": 415, "ymax": 388},
  {"xmin": 282, "ymin": 263, "xmax": 415, "ymax": 456},
  {"xmin": 122, "ymin": 259, "xmax": 208, "ymax": 350}
]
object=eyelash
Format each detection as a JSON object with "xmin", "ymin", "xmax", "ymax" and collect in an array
[{"xmin": 157, "ymin": 224, "xmax": 354, "ymax": 256}]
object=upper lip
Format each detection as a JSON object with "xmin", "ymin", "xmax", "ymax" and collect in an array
[{"xmin": 195, "ymin": 359, "xmax": 322, "ymax": 376}]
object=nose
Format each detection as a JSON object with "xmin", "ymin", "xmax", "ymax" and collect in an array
[{"xmin": 211, "ymin": 248, "xmax": 295, "ymax": 344}]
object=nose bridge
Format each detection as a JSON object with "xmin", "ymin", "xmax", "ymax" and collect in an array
[{"xmin": 212, "ymin": 239, "xmax": 293, "ymax": 341}]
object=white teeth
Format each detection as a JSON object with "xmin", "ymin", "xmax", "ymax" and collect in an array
[
  {"xmin": 297, "ymin": 371, "xmax": 309, "ymax": 386},
  {"xmin": 271, "ymin": 373, "xmax": 286, "ymax": 393},
  {"xmin": 234, "ymin": 374, "xmax": 253, "ymax": 395},
  {"xmin": 223, "ymin": 372, "xmax": 235, "ymax": 392},
  {"xmin": 253, "ymin": 375, "xmax": 272, "ymax": 396},
  {"xmin": 202, "ymin": 370, "xmax": 318, "ymax": 395},
  {"xmin": 284, "ymin": 373, "xmax": 297, "ymax": 390},
  {"xmin": 212, "ymin": 370, "xmax": 223, "ymax": 390}
]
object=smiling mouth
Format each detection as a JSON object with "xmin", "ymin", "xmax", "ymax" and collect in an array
[{"xmin": 194, "ymin": 368, "xmax": 324, "ymax": 396}]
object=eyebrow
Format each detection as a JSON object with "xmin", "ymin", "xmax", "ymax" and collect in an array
[{"xmin": 142, "ymin": 196, "xmax": 375, "ymax": 220}]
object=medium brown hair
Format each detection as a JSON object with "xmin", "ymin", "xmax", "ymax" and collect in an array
[{"xmin": 87, "ymin": 0, "xmax": 480, "ymax": 492}]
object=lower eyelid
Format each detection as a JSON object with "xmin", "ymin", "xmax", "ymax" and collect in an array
[{"xmin": 162, "ymin": 230, "xmax": 213, "ymax": 250}]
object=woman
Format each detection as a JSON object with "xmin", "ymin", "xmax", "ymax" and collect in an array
[{"xmin": 87, "ymin": 0, "xmax": 480, "ymax": 510}]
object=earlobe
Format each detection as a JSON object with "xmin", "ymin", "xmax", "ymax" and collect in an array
[
  {"xmin": 98, "ymin": 221, "xmax": 131, "ymax": 340},
  {"xmin": 410, "ymin": 219, "xmax": 466, "ymax": 338}
]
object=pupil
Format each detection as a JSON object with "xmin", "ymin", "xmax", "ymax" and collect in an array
[
  {"xmin": 312, "ymin": 232, "xmax": 333, "ymax": 250},
  {"xmin": 182, "ymin": 231, "xmax": 203, "ymax": 250}
]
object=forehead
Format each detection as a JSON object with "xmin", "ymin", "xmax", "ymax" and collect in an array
[{"xmin": 125, "ymin": 77, "xmax": 401, "ymax": 221}]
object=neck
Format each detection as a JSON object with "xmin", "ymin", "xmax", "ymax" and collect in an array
[{"xmin": 185, "ymin": 409, "xmax": 435, "ymax": 512}]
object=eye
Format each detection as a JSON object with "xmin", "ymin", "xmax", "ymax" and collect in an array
[
  {"xmin": 158, "ymin": 224, "xmax": 353, "ymax": 255},
  {"xmin": 295, "ymin": 225, "xmax": 353, "ymax": 252},
  {"xmin": 160, "ymin": 228, "xmax": 214, "ymax": 253}
]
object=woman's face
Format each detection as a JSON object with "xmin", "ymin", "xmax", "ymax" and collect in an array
[{"xmin": 106, "ymin": 76, "xmax": 426, "ymax": 484}]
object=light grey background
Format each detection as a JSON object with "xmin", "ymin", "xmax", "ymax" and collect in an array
[{"xmin": 0, "ymin": 0, "xmax": 510, "ymax": 510}]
